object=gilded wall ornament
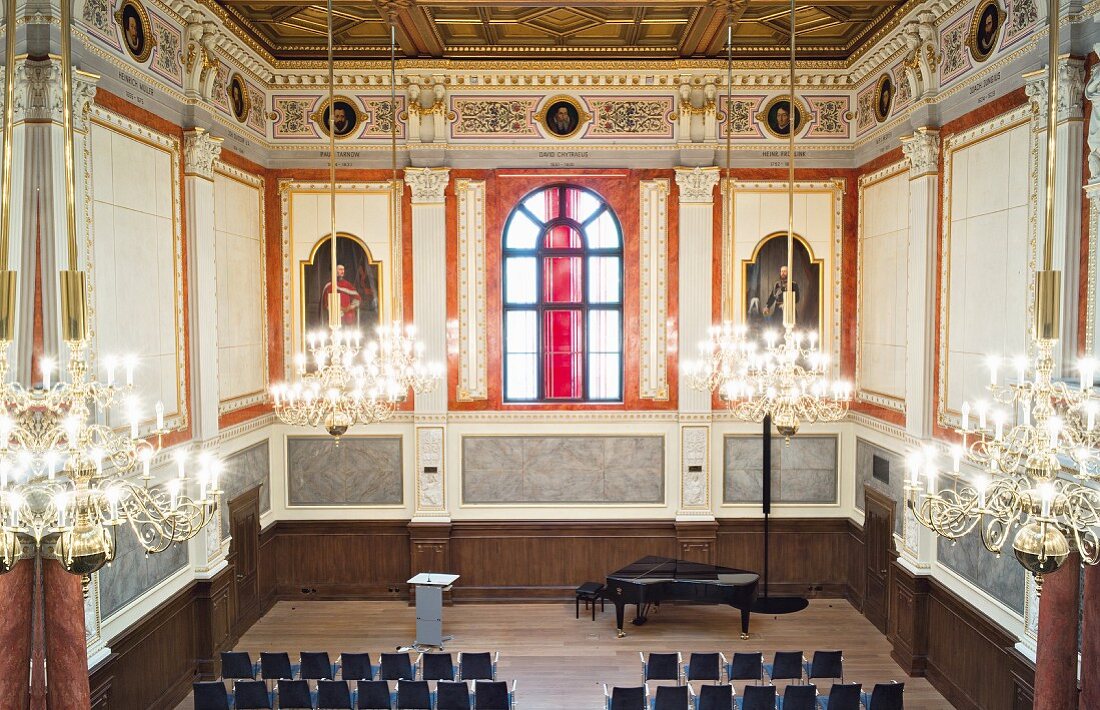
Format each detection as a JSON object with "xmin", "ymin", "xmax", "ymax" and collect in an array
[
  {"xmin": 310, "ymin": 95, "xmax": 361, "ymax": 139},
  {"xmin": 755, "ymin": 95, "xmax": 806, "ymax": 139},
  {"xmin": 873, "ymin": 73, "xmax": 894, "ymax": 123},
  {"xmin": 227, "ymin": 73, "xmax": 251, "ymax": 123},
  {"xmin": 114, "ymin": 0, "xmax": 156, "ymax": 63},
  {"xmin": 535, "ymin": 95, "xmax": 591, "ymax": 139},
  {"xmin": 967, "ymin": 0, "xmax": 1006, "ymax": 63}
]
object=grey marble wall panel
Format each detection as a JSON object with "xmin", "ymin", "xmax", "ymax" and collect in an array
[
  {"xmin": 462, "ymin": 436, "xmax": 664, "ymax": 504},
  {"xmin": 937, "ymin": 532, "xmax": 1025, "ymax": 613},
  {"xmin": 99, "ymin": 518, "xmax": 189, "ymax": 618},
  {"xmin": 723, "ymin": 435, "xmax": 838, "ymax": 504},
  {"xmin": 221, "ymin": 441, "xmax": 271, "ymax": 538},
  {"xmin": 287, "ymin": 436, "xmax": 403, "ymax": 506},
  {"xmin": 855, "ymin": 438, "xmax": 906, "ymax": 536}
]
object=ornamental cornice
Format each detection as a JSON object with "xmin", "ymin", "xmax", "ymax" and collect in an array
[{"xmin": 1025, "ymin": 56, "xmax": 1086, "ymax": 125}]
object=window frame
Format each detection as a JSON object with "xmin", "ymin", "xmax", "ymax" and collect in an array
[{"xmin": 501, "ymin": 184, "xmax": 624, "ymax": 403}]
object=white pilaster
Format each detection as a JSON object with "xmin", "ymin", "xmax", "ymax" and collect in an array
[
  {"xmin": 675, "ymin": 166, "xmax": 719, "ymax": 520},
  {"xmin": 900, "ymin": 128, "xmax": 940, "ymax": 440},
  {"xmin": 675, "ymin": 166, "xmax": 720, "ymax": 413},
  {"xmin": 1026, "ymin": 57, "xmax": 1086, "ymax": 373},
  {"xmin": 406, "ymin": 167, "xmax": 450, "ymax": 520},
  {"xmin": 183, "ymin": 128, "xmax": 224, "ymax": 443}
]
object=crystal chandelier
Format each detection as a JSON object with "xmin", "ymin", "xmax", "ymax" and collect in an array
[
  {"xmin": 685, "ymin": 0, "xmax": 851, "ymax": 439},
  {"xmin": 0, "ymin": 0, "xmax": 217, "ymax": 590},
  {"xmin": 270, "ymin": 3, "xmax": 439, "ymax": 437},
  {"xmin": 906, "ymin": 0, "xmax": 1099, "ymax": 590}
]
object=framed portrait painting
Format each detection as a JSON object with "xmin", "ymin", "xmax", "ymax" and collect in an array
[
  {"xmin": 742, "ymin": 233, "xmax": 823, "ymax": 340},
  {"xmin": 536, "ymin": 95, "xmax": 591, "ymax": 139},
  {"xmin": 874, "ymin": 73, "xmax": 894, "ymax": 123},
  {"xmin": 311, "ymin": 96, "xmax": 361, "ymax": 139},
  {"xmin": 756, "ymin": 96, "xmax": 806, "ymax": 139},
  {"xmin": 227, "ymin": 73, "xmax": 251, "ymax": 124},
  {"xmin": 115, "ymin": 0, "xmax": 155, "ymax": 63},
  {"xmin": 301, "ymin": 233, "xmax": 383, "ymax": 340},
  {"xmin": 968, "ymin": 0, "xmax": 1006, "ymax": 63}
]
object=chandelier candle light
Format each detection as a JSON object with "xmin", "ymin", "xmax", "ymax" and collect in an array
[
  {"xmin": 906, "ymin": 0, "xmax": 1099, "ymax": 590},
  {"xmin": 0, "ymin": 0, "xmax": 218, "ymax": 590},
  {"xmin": 270, "ymin": 2, "xmax": 440, "ymax": 437},
  {"xmin": 685, "ymin": 0, "xmax": 851, "ymax": 440}
]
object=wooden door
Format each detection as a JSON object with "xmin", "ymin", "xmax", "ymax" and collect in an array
[
  {"xmin": 863, "ymin": 485, "xmax": 895, "ymax": 634},
  {"xmin": 228, "ymin": 487, "xmax": 260, "ymax": 633}
]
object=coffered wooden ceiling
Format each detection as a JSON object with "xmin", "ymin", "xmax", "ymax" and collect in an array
[{"xmin": 209, "ymin": 0, "xmax": 911, "ymax": 63}]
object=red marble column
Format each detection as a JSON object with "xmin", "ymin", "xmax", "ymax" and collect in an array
[
  {"xmin": 1033, "ymin": 559, "xmax": 1081, "ymax": 710},
  {"xmin": 1080, "ymin": 564, "xmax": 1100, "ymax": 710},
  {"xmin": 41, "ymin": 561, "xmax": 90, "ymax": 710},
  {"xmin": 0, "ymin": 560, "xmax": 33, "ymax": 710}
]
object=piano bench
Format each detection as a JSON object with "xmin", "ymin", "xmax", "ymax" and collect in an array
[{"xmin": 575, "ymin": 582, "xmax": 606, "ymax": 620}]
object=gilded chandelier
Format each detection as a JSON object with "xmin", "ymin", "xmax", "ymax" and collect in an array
[
  {"xmin": 906, "ymin": 0, "xmax": 1100, "ymax": 589},
  {"xmin": 685, "ymin": 0, "xmax": 851, "ymax": 439},
  {"xmin": 269, "ymin": 3, "xmax": 439, "ymax": 437},
  {"xmin": 0, "ymin": 0, "xmax": 218, "ymax": 589}
]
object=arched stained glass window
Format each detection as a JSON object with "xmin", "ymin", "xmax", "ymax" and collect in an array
[{"xmin": 502, "ymin": 185, "xmax": 623, "ymax": 402}]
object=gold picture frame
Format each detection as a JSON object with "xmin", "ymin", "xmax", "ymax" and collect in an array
[
  {"xmin": 873, "ymin": 73, "xmax": 894, "ymax": 123},
  {"xmin": 114, "ymin": 0, "xmax": 156, "ymax": 64},
  {"xmin": 967, "ymin": 0, "xmax": 1006, "ymax": 63},
  {"xmin": 755, "ymin": 95, "xmax": 807, "ymax": 139},
  {"xmin": 227, "ymin": 73, "xmax": 251, "ymax": 124},
  {"xmin": 535, "ymin": 95, "xmax": 591, "ymax": 139},
  {"xmin": 299, "ymin": 232, "xmax": 385, "ymax": 341},
  {"xmin": 740, "ymin": 231, "xmax": 825, "ymax": 340},
  {"xmin": 310, "ymin": 96, "xmax": 362, "ymax": 139}
]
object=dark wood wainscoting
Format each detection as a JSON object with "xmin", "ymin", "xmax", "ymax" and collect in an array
[
  {"xmin": 91, "ymin": 515, "xmax": 1036, "ymax": 709},
  {"xmin": 848, "ymin": 520, "xmax": 1036, "ymax": 710}
]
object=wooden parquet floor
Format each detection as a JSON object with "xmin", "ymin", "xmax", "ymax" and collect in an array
[{"xmin": 174, "ymin": 599, "xmax": 954, "ymax": 709}]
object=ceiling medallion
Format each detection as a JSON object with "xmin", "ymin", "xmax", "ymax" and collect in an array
[
  {"xmin": 534, "ymin": 95, "xmax": 592, "ymax": 140},
  {"xmin": 309, "ymin": 95, "xmax": 363, "ymax": 140}
]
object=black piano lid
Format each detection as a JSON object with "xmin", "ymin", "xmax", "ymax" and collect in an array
[{"xmin": 607, "ymin": 556, "xmax": 759, "ymax": 585}]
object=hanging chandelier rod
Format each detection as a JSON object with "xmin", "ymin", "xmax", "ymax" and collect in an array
[
  {"xmin": 0, "ymin": 0, "xmax": 16, "ymax": 342},
  {"xmin": 325, "ymin": 0, "xmax": 338, "ymax": 331},
  {"xmin": 1035, "ymin": 0, "xmax": 1062, "ymax": 342},
  {"xmin": 389, "ymin": 15, "xmax": 398, "ymax": 282},
  {"xmin": 784, "ymin": 0, "xmax": 797, "ymax": 332}
]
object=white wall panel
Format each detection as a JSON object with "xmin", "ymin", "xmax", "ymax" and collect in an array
[
  {"xmin": 857, "ymin": 163, "xmax": 909, "ymax": 409},
  {"xmin": 214, "ymin": 164, "xmax": 267, "ymax": 412},
  {"xmin": 88, "ymin": 108, "xmax": 186, "ymax": 431},
  {"xmin": 939, "ymin": 108, "xmax": 1034, "ymax": 425}
]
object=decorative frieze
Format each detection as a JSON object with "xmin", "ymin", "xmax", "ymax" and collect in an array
[
  {"xmin": 638, "ymin": 179, "xmax": 670, "ymax": 401},
  {"xmin": 450, "ymin": 97, "xmax": 538, "ymax": 138},
  {"xmin": 455, "ymin": 179, "xmax": 488, "ymax": 402},
  {"xmin": 588, "ymin": 97, "xmax": 675, "ymax": 138}
]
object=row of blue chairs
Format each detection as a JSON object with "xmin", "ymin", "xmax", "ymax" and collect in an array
[
  {"xmin": 641, "ymin": 651, "xmax": 844, "ymax": 686},
  {"xmin": 194, "ymin": 678, "xmax": 517, "ymax": 710},
  {"xmin": 605, "ymin": 681, "xmax": 904, "ymax": 710},
  {"xmin": 219, "ymin": 651, "xmax": 499, "ymax": 683}
]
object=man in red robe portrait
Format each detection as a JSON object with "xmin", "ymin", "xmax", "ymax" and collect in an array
[{"xmin": 319, "ymin": 264, "xmax": 362, "ymax": 327}]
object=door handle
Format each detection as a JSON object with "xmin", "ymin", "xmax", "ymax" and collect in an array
[{"xmin": 236, "ymin": 573, "xmax": 244, "ymax": 581}]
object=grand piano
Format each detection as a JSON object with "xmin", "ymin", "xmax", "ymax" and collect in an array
[{"xmin": 605, "ymin": 556, "xmax": 759, "ymax": 639}]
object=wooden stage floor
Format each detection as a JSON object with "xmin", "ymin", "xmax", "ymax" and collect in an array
[{"xmin": 175, "ymin": 599, "xmax": 953, "ymax": 709}]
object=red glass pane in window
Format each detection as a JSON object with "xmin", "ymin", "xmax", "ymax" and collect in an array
[
  {"xmin": 545, "ymin": 224, "xmax": 582, "ymax": 250},
  {"xmin": 546, "ymin": 187, "xmax": 561, "ymax": 220},
  {"xmin": 543, "ymin": 256, "xmax": 583, "ymax": 303},
  {"xmin": 543, "ymin": 310, "xmax": 583, "ymax": 399},
  {"xmin": 564, "ymin": 187, "xmax": 580, "ymax": 219}
]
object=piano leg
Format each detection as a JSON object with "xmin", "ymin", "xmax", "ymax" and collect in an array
[
  {"xmin": 740, "ymin": 608, "xmax": 751, "ymax": 640},
  {"xmin": 614, "ymin": 601, "xmax": 627, "ymax": 638}
]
